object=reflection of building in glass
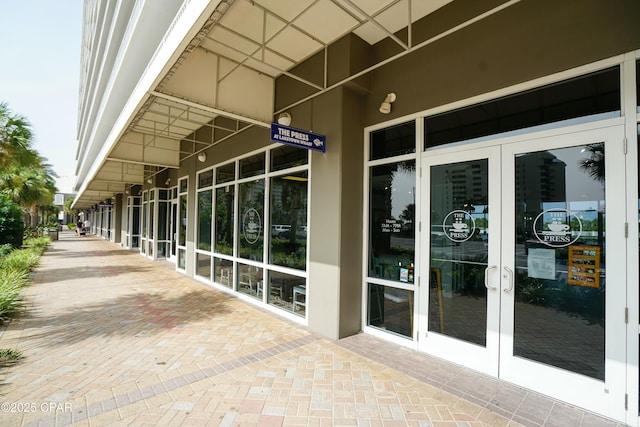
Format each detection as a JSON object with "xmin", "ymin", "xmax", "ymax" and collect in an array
[
  {"xmin": 431, "ymin": 161, "xmax": 488, "ymax": 224},
  {"xmin": 515, "ymin": 151, "xmax": 566, "ymax": 237}
]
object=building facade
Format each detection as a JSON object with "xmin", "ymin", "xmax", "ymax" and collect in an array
[{"xmin": 73, "ymin": 0, "xmax": 640, "ymax": 423}]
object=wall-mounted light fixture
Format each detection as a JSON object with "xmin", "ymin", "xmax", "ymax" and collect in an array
[
  {"xmin": 165, "ymin": 178, "xmax": 171, "ymax": 186},
  {"xmin": 197, "ymin": 152, "xmax": 207, "ymax": 162},
  {"xmin": 379, "ymin": 92, "xmax": 396, "ymax": 114},
  {"xmin": 146, "ymin": 178, "xmax": 152, "ymax": 184},
  {"xmin": 277, "ymin": 112, "xmax": 292, "ymax": 126}
]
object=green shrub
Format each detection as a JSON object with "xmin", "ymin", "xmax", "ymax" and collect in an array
[
  {"xmin": 0, "ymin": 244, "xmax": 13, "ymax": 259},
  {"xmin": 0, "ymin": 235, "xmax": 49, "ymax": 323},
  {"xmin": 23, "ymin": 237, "xmax": 50, "ymax": 254},
  {"xmin": 0, "ymin": 250, "xmax": 39, "ymax": 271},
  {"xmin": 0, "ymin": 195, "xmax": 24, "ymax": 248},
  {"xmin": 0, "ymin": 268, "xmax": 28, "ymax": 319},
  {"xmin": 0, "ymin": 348, "xmax": 23, "ymax": 362}
]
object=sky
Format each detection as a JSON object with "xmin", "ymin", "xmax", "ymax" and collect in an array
[{"xmin": 0, "ymin": 1, "xmax": 83, "ymax": 193}]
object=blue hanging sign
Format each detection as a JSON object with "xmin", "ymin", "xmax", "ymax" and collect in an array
[{"xmin": 270, "ymin": 123, "xmax": 326, "ymax": 153}]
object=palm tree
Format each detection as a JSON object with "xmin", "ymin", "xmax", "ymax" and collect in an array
[
  {"xmin": 0, "ymin": 102, "xmax": 34, "ymax": 170},
  {"xmin": 0, "ymin": 102, "xmax": 58, "ymax": 227},
  {"xmin": 578, "ymin": 143, "xmax": 604, "ymax": 183}
]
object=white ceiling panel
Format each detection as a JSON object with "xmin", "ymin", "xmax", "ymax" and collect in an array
[
  {"xmin": 264, "ymin": 13, "xmax": 287, "ymax": 41},
  {"xmin": 252, "ymin": 0, "xmax": 315, "ymax": 22},
  {"xmin": 218, "ymin": 0, "xmax": 265, "ymax": 43},
  {"xmin": 295, "ymin": 0, "xmax": 360, "ymax": 44},
  {"xmin": 209, "ymin": 26, "xmax": 261, "ymax": 56},
  {"xmin": 339, "ymin": 0, "xmax": 395, "ymax": 18},
  {"xmin": 254, "ymin": 49, "xmax": 295, "ymax": 74},
  {"xmin": 352, "ymin": 0, "xmax": 453, "ymax": 44},
  {"xmin": 266, "ymin": 26, "xmax": 323, "ymax": 62},
  {"xmin": 200, "ymin": 38, "xmax": 252, "ymax": 66}
]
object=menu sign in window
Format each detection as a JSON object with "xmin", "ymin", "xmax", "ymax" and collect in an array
[{"xmin": 568, "ymin": 245, "xmax": 600, "ymax": 288}]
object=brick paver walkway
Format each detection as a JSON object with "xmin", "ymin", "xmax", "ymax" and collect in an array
[{"xmin": 0, "ymin": 230, "xmax": 620, "ymax": 426}]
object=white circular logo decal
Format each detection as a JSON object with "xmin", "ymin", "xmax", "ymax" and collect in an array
[
  {"xmin": 532, "ymin": 208, "xmax": 582, "ymax": 248},
  {"xmin": 242, "ymin": 208, "xmax": 262, "ymax": 244},
  {"xmin": 443, "ymin": 210, "xmax": 476, "ymax": 243}
]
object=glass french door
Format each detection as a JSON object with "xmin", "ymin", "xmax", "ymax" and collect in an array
[
  {"xmin": 168, "ymin": 198, "xmax": 178, "ymax": 263},
  {"xmin": 419, "ymin": 122, "xmax": 627, "ymax": 421}
]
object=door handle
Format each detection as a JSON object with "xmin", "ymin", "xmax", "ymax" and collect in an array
[
  {"xmin": 484, "ymin": 265, "xmax": 497, "ymax": 290},
  {"xmin": 503, "ymin": 266, "xmax": 514, "ymax": 292}
]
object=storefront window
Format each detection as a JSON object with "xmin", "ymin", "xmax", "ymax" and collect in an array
[
  {"xmin": 217, "ymin": 162, "xmax": 235, "ymax": 183},
  {"xmin": 196, "ymin": 253, "xmax": 211, "ymax": 280},
  {"xmin": 425, "ymin": 66, "xmax": 620, "ymax": 150},
  {"xmin": 197, "ymin": 189, "xmax": 212, "ymax": 251},
  {"xmin": 368, "ymin": 284, "xmax": 413, "ymax": 337},
  {"xmin": 271, "ymin": 144, "xmax": 308, "ymax": 171},
  {"xmin": 368, "ymin": 161, "xmax": 416, "ymax": 281},
  {"xmin": 199, "ymin": 147, "xmax": 308, "ymax": 317},
  {"xmin": 179, "ymin": 194, "xmax": 187, "ymax": 247},
  {"xmin": 237, "ymin": 262, "xmax": 263, "ymax": 300},
  {"xmin": 370, "ymin": 121, "xmax": 415, "ymax": 160},
  {"xmin": 131, "ymin": 197, "xmax": 140, "ymax": 249},
  {"xmin": 636, "ymin": 60, "xmax": 639, "ymax": 112},
  {"xmin": 240, "ymin": 153, "xmax": 265, "ymax": 178},
  {"xmin": 270, "ymin": 172, "xmax": 308, "ymax": 270},
  {"xmin": 214, "ymin": 257, "xmax": 233, "ymax": 288},
  {"xmin": 238, "ymin": 179, "xmax": 264, "ymax": 261},
  {"xmin": 149, "ymin": 200, "xmax": 155, "ymax": 240},
  {"xmin": 268, "ymin": 270, "xmax": 306, "ymax": 317},
  {"xmin": 199, "ymin": 169, "xmax": 213, "ymax": 188},
  {"xmin": 215, "ymin": 186, "xmax": 234, "ymax": 255}
]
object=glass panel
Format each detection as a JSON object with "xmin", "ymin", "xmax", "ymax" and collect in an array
[
  {"xmin": 368, "ymin": 283, "xmax": 413, "ymax": 338},
  {"xmin": 132, "ymin": 206, "xmax": 140, "ymax": 235},
  {"xmin": 370, "ymin": 121, "xmax": 415, "ymax": 160},
  {"xmin": 196, "ymin": 253, "xmax": 211, "ymax": 280},
  {"xmin": 214, "ymin": 257, "xmax": 233, "ymax": 288},
  {"xmin": 238, "ymin": 179, "xmax": 264, "ymax": 261},
  {"xmin": 157, "ymin": 202, "xmax": 168, "ymax": 240},
  {"xmin": 268, "ymin": 271, "xmax": 306, "ymax": 317},
  {"xmin": 215, "ymin": 186, "xmax": 235, "ymax": 255},
  {"xmin": 368, "ymin": 161, "xmax": 416, "ymax": 281},
  {"xmin": 425, "ymin": 67, "xmax": 620, "ymax": 149},
  {"xmin": 171, "ymin": 203, "xmax": 177, "ymax": 256},
  {"xmin": 132, "ymin": 236, "xmax": 139, "ymax": 249},
  {"xmin": 429, "ymin": 159, "xmax": 488, "ymax": 346},
  {"xmin": 157, "ymin": 242, "xmax": 167, "ymax": 258},
  {"xmin": 149, "ymin": 201, "xmax": 155, "ymax": 238},
  {"xmin": 636, "ymin": 60, "xmax": 639, "ymax": 113},
  {"xmin": 270, "ymin": 172, "xmax": 308, "ymax": 270},
  {"xmin": 198, "ymin": 169, "xmax": 214, "ymax": 188},
  {"xmin": 240, "ymin": 153, "xmax": 265, "ymax": 178},
  {"xmin": 217, "ymin": 162, "xmax": 235, "ymax": 184},
  {"xmin": 179, "ymin": 194, "xmax": 187, "ymax": 246},
  {"xmin": 237, "ymin": 262, "xmax": 263, "ymax": 299},
  {"xmin": 179, "ymin": 178, "xmax": 188, "ymax": 193},
  {"xmin": 159, "ymin": 189, "xmax": 168, "ymax": 200},
  {"xmin": 271, "ymin": 145, "xmax": 308, "ymax": 171},
  {"xmin": 514, "ymin": 144, "xmax": 605, "ymax": 380},
  {"xmin": 142, "ymin": 203, "xmax": 148, "ymax": 238},
  {"xmin": 197, "ymin": 190, "xmax": 212, "ymax": 251},
  {"xmin": 178, "ymin": 248, "xmax": 186, "ymax": 270}
]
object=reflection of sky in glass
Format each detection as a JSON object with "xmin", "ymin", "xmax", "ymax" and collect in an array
[
  {"xmin": 390, "ymin": 169, "xmax": 415, "ymax": 218},
  {"xmin": 548, "ymin": 146, "xmax": 605, "ymax": 203}
]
